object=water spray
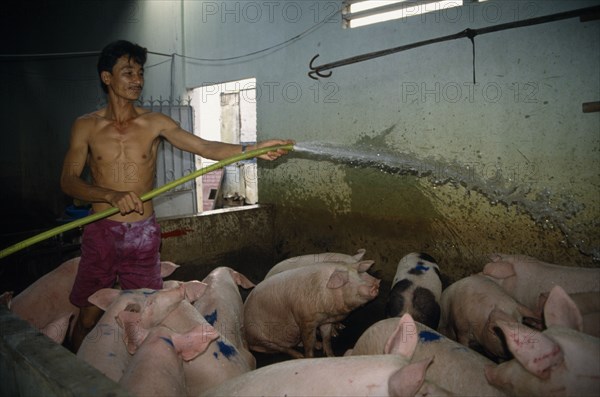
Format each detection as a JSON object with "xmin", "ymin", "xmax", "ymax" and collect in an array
[{"xmin": 0, "ymin": 144, "xmax": 294, "ymax": 260}]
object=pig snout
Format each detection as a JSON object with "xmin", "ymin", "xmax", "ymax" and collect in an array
[{"xmin": 359, "ymin": 274, "xmax": 380, "ymax": 298}]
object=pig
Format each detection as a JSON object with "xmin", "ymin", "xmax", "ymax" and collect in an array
[
  {"xmin": 6, "ymin": 257, "xmax": 180, "ymax": 345},
  {"xmin": 202, "ymin": 313, "xmax": 443, "ymax": 397},
  {"xmin": 193, "ymin": 266, "xmax": 256, "ymax": 368},
  {"xmin": 8, "ymin": 257, "xmax": 80, "ymax": 344},
  {"xmin": 567, "ymin": 291, "xmax": 600, "ymax": 337},
  {"xmin": 161, "ymin": 298, "xmax": 254, "ymax": 396},
  {"xmin": 438, "ymin": 274, "xmax": 541, "ymax": 360},
  {"xmin": 481, "ymin": 253, "xmax": 600, "ymax": 315},
  {"xmin": 118, "ymin": 322, "xmax": 218, "ymax": 397},
  {"xmin": 485, "ymin": 285, "xmax": 600, "ymax": 397},
  {"xmin": 263, "ymin": 248, "xmax": 368, "ymax": 279},
  {"xmin": 537, "ymin": 290, "xmax": 600, "ymax": 338},
  {"xmin": 202, "ymin": 356, "xmax": 436, "ymax": 397},
  {"xmin": 347, "ymin": 316, "xmax": 507, "ymax": 396},
  {"xmin": 76, "ymin": 284, "xmax": 189, "ymax": 382},
  {"xmin": 386, "ymin": 252, "xmax": 443, "ymax": 329},
  {"xmin": 244, "ymin": 261, "xmax": 380, "ymax": 358}
]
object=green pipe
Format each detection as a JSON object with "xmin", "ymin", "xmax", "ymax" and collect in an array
[{"xmin": 0, "ymin": 144, "xmax": 294, "ymax": 260}]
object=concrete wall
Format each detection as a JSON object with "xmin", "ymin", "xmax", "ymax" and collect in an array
[
  {"xmin": 179, "ymin": 0, "xmax": 599, "ymax": 280},
  {"xmin": 158, "ymin": 205, "xmax": 276, "ymax": 282}
]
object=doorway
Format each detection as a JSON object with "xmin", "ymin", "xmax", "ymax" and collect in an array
[{"xmin": 189, "ymin": 78, "xmax": 258, "ymax": 212}]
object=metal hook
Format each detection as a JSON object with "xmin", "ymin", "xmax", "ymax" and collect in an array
[{"xmin": 308, "ymin": 54, "xmax": 333, "ymax": 80}]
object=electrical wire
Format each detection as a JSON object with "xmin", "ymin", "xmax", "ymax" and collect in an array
[{"xmin": 0, "ymin": 7, "xmax": 341, "ymax": 63}]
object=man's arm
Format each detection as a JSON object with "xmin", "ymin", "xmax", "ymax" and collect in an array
[
  {"xmin": 158, "ymin": 115, "xmax": 293, "ymax": 161},
  {"xmin": 60, "ymin": 118, "xmax": 144, "ymax": 215}
]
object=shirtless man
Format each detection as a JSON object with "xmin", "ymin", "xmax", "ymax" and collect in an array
[{"xmin": 60, "ymin": 40, "xmax": 292, "ymax": 352}]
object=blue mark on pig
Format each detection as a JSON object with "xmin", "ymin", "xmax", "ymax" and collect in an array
[
  {"xmin": 419, "ymin": 330, "xmax": 441, "ymax": 343},
  {"xmin": 415, "ymin": 264, "xmax": 429, "ymax": 272},
  {"xmin": 142, "ymin": 290, "xmax": 158, "ymax": 296},
  {"xmin": 217, "ymin": 340, "xmax": 237, "ymax": 359},
  {"xmin": 408, "ymin": 263, "xmax": 429, "ymax": 275},
  {"xmin": 159, "ymin": 336, "xmax": 174, "ymax": 348},
  {"xmin": 205, "ymin": 310, "xmax": 218, "ymax": 326}
]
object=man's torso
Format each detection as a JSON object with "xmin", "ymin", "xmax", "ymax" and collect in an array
[{"xmin": 84, "ymin": 107, "xmax": 163, "ymax": 222}]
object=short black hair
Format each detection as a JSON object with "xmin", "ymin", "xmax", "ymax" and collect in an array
[{"xmin": 97, "ymin": 40, "xmax": 147, "ymax": 93}]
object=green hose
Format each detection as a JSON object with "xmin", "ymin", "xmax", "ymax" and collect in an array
[{"xmin": 0, "ymin": 144, "xmax": 294, "ymax": 260}]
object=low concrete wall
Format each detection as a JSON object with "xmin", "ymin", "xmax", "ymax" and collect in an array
[
  {"xmin": 0, "ymin": 305, "xmax": 130, "ymax": 397},
  {"xmin": 158, "ymin": 204, "xmax": 276, "ymax": 282}
]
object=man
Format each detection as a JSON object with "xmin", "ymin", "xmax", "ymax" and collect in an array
[{"xmin": 60, "ymin": 40, "xmax": 292, "ymax": 352}]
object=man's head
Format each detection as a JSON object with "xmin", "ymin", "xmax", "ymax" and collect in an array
[{"xmin": 97, "ymin": 40, "xmax": 147, "ymax": 94}]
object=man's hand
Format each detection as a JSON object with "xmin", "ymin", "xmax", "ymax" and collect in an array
[
  {"xmin": 254, "ymin": 139, "xmax": 295, "ymax": 161},
  {"xmin": 107, "ymin": 191, "xmax": 144, "ymax": 215}
]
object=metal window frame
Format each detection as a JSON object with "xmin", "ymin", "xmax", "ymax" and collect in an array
[{"xmin": 342, "ymin": 0, "xmax": 475, "ymax": 28}]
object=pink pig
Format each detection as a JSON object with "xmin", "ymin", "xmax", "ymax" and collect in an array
[
  {"xmin": 76, "ymin": 284, "xmax": 188, "ymax": 382},
  {"xmin": 482, "ymin": 253, "xmax": 600, "ymax": 315},
  {"xmin": 9, "ymin": 257, "xmax": 80, "ymax": 344},
  {"xmin": 161, "ymin": 298, "xmax": 254, "ymax": 396},
  {"xmin": 118, "ymin": 322, "xmax": 218, "ymax": 397},
  {"xmin": 244, "ymin": 261, "xmax": 380, "ymax": 358},
  {"xmin": 193, "ymin": 266, "xmax": 256, "ymax": 368},
  {"xmin": 203, "ymin": 312, "xmax": 446, "ymax": 397},
  {"xmin": 347, "ymin": 316, "xmax": 506, "ymax": 396},
  {"xmin": 438, "ymin": 274, "xmax": 541, "ymax": 360},
  {"xmin": 5, "ymin": 257, "xmax": 180, "ymax": 345},
  {"xmin": 485, "ymin": 285, "xmax": 600, "ymax": 397},
  {"xmin": 263, "ymin": 248, "xmax": 369, "ymax": 279}
]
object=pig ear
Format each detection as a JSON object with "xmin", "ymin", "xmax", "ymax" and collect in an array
[
  {"xmin": 116, "ymin": 310, "xmax": 146, "ymax": 354},
  {"xmin": 160, "ymin": 261, "xmax": 180, "ymax": 278},
  {"xmin": 482, "ymin": 261, "xmax": 515, "ymax": 280},
  {"xmin": 384, "ymin": 313, "xmax": 418, "ymax": 359},
  {"xmin": 352, "ymin": 248, "xmax": 367, "ymax": 261},
  {"xmin": 172, "ymin": 324, "xmax": 219, "ymax": 361},
  {"xmin": 326, "ymin": 270, "xmax": 349, "ymax": 289},
  {"xmin": 387, "ymin": 357, "xmax": 432, "ymax": 397},
  {"xmin": 88, "ymin": 288, "xmax": 121, "ymax": 311},
  {"xmin": 230, "ymin": 269, "xmax": 256, "ymax": 289},
  {"xmin": 496, "ymin": 321, "xmax": 563, "ymax": 379},
  {"xmin": 182, "ymin": 281, "xmax": 208, "ymax": 303},
  {"xmin": 352, "ymin": 260, "xmax": 375, "ymax": 273},
  {"xmin": 543, "ymin": 285, "xmax": 583, "ymax": 331}
]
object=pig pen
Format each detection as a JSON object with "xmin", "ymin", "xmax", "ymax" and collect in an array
[{"xmin": 0, "ymin": 177, "xmax": 598, "ymax": 395}]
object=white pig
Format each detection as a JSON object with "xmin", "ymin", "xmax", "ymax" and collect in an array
[
  {"xmin": 485, "ymin": 285, "xmax": 600, "ymax": 397},
  {"xmin": 193, "ymin": 266, "xmax": 256, "ymax": 368},
  {"xmin": 118, "ymin": 322, "xmax": 218, "ymax": 397},
  {"xmin": 202, "ymin": 313, "xmax": 442, "ymax": 397},
  {"xmin": 347, "ymin": 316, "xmax": 507, "ymax": 396},
  {"xmin": 386, "ymin": 252, "xmax": 443, "ymax": 329},
  {"xmin": 438, "ymin": 274, "xmax": 541, "ymax": 360},
  {"xmin": 244, "ymin": 261, "xmax": 380, "ymax": 358},
  {"xmin": 481, "ymin": 253, "xmax": 600, "ymax": 315},
  {"xmin": 263, "ymin": 248, "xmax": 368, "ymax": 279},
  {"xmin": 161, "ymin": 298, "xmax": 254, "ymax": 396},
  {"xmin": 6, "ymin": 257, "xmax": 180, "ymax": 345},
  {"xmin": 76, "ymin": 283, "xmax": 190, "ymax": 382}
]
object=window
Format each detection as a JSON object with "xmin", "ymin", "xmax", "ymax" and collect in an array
[{"xmin": 343, "ymin": 0, "xmax": 467, "ymax": 28}]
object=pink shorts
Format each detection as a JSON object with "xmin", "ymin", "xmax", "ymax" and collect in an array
[{"xmin": 70, "ymin": 214, "xmax": 163, "ymax": 307}]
